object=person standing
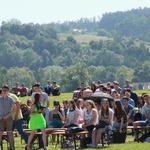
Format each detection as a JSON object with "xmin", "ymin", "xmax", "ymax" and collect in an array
[
  {"xmin": 0, "ymin": 85, "xmax": 16, "ymax": 150},
  {"xmin": 27, "ymin": 93, "xmax": 47, "ymax": 150},
  {"xmin": 31, "ymin": 83, "xmax": 50, "ymax": 149},
  {"xmin": 9, "ymin": 92, "xmax": 28, "ymax": 148},
  {"xmin": 31, "ymin": 83, "xmax": 50, "ymax": 126}
]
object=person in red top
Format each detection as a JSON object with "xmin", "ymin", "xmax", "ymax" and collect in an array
[
  {"xmin": 11, "ymin": 82, "xmax": 20, "ymax": 96},
  {"xmin": 20, "ymin": 83, "xmax": 28, "ymax": 97}
]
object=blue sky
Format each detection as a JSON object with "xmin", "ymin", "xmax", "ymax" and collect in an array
[{"xmin": 0, "ymin": 0, "xmax": 150, "ymax": 24}]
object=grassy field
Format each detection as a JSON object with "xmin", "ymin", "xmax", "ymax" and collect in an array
[
  {"xmin": 58, "ymin": 32, "xmax": 111, "ymax": 43},
  {"xmin": 5, "ymin": 90, "xmax": 149, "ymax": 149},
  {"xmin": 3, "ymin": 130, "xmax": 150, "ymax": 150}
]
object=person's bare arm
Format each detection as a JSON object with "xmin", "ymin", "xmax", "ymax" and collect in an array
[
  {"xmin": 14, "ymin": 101, "xmax": 20, "ymax": 121},
  {"xmin": 70, "ymin": 111, "xmax": 78, "ymax": 124},
  {"xmin": 49, "ymin": 110, "xmax": 53, "ymax": 121},
  {"xmin": 119, "ymin": 117, "xmax": 123, "ymax": 133},
  {"xmin": 57, "ymin": 110, "xmax": 65, "ymax": 122},
  {"xmin": 46, "ymin": 100, "xmax": 50, "ymax": 109},
  {"xmin": 127, "ymin": 109, "xmax": 133, "ymax": 120}
]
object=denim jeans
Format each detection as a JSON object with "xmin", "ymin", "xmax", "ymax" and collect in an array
[
  {"xmin": 113, "ymin": 121, "xmax": 128, "ymax": 129},
  {"xmin": 13, "ymin": 119, "xmax": 28, "ymax": 144}
]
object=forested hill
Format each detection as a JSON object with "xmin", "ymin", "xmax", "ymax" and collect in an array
[
  {"xmin": 0, "ymin": 7, "xmax": 150, "ymax": 91},
  {"xmin": 59, "ymin": 7, "xmax": 150, "ymax": 42},
  {"xmin": 99, "ymin": 7, "xmax": 150, "ymax": 41}
]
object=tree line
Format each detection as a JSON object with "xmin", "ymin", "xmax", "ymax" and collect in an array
[{"xmin": 0, "ymin": 7, "xmax": 150, "ymax": 91}]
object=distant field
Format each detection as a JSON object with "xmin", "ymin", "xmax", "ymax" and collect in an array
[{"xmin": 58, "ymin": 32, "xmax": 111, "ymax": 43}]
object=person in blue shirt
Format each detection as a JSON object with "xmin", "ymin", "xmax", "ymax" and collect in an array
[{"xmin": 123, "ymin": 96, "xmax": 134, "ymax": 125}]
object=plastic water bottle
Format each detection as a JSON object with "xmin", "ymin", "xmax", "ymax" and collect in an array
[{"xmin": 78, "ymin": 116, "xmax": 83, "ymax": 128}]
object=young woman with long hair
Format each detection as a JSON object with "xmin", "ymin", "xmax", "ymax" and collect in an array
[
  {"xmin": 27, "ymin": 93, "xmax": 47, "ymax": 150},
  {"xmin": 113, "ymin": 100, "xmax": 127, "ymax": 132},
  {"xmin": 49, "ymin": 100, "xmax": 65, "ymax": 128},
  {"xmin": 82, "ymin": 100, "xmax": 98, "ymax": 133},
  {"xmin": 87, "ymin": 99, "xmax": 114, "ymax": 148},
  {"xmin": 64, "ymin": 100, "xmax": 79, "ymax": 127}
]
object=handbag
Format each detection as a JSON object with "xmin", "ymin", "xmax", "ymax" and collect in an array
[
  {"xmin": 61, "ymin": 138, "xmax": 74, "ymax": 149},
  {"xmin": 80, "ymin": 137, "xmax": 92, "ymax": 148},
  {"xmin": 113, "ymin": 130, "xmax": 127, "ymax": 143},
  {"xmin": 95, "ymin": 120, "xmax": 108, "ymax": 129}
]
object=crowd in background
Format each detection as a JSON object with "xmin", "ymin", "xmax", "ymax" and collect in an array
[{"xmin": 10, "ymin": 80, "xmax": 60, "ymax": 97}]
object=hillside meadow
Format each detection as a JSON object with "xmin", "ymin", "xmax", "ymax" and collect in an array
[
  {"xmin": 58, "ymin": 32, "xmax": 111, "ymax": 43},
  {"xmin": 4, "ymin": 90, "xmax": 149, "ymax": 150}
]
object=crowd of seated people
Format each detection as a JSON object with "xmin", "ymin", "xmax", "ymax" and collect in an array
[
  {"xmin": 70, "ymin": 81, "xmax": 150, "ymax": 145},
  {"xmin": 1, "ymin": 79, "xmax": 149, "ymax": 149},
  {"xmin": 10, "ymin": 81, "xmax": 61, "ymax": 97}
]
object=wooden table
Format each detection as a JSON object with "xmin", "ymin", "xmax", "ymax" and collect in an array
[
  {"xmin": 127, "ymin": 126, "xmax": 150, "ymax": 142},
  {"xmin": 1, "ymin": 131, "xmax": 18, "ymax": 150},
  {"xmin": 48, "ymin": 130, "xmax": 89, "ymax": 150}
]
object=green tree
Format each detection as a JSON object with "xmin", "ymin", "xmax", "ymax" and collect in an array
[
  {"xmin": 36, "ymin": 66, "xmax": 64, "ymax": 86},
  {"xmin": 60, "ymin": 63, "xmax": 90, "ymax": 92},
  {"xmin": 97, "ymin": 28, "xmax": 109, "ymax": 37},
  {"xmin": 6, "ymin": 67, "xmax": 35, "ymax": 87},
  {"xmin": 133, "ymin": 61, "xmax": 150, "ymax": 82},
  {"xmin": 116, "ymin": 66, "xmax": 134, "ymax": 87},
  {"xmin": 0, "ymin": 66, "xmax": 7, "ymax": 86}
]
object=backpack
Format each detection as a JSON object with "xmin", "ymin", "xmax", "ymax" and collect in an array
[
  {"xmin": 113, "ymin": 130, "xmax": 127, "ymax": 143},
  {"xmin": 80, "ymin": 137, "xmax": 92, "ymax": 148},
  {"xmin": 61, "ymin": 138, "xmax": 74, "ymax": 149}
]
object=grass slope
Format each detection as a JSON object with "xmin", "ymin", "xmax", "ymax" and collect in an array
[{"xmin": 58, "ymin": 33, "xmax": 111, "ymax": 43}]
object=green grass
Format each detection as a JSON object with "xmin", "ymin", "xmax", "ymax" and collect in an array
[
  {"xmin": 19, "ymin": 92, "xmax": 73, "ymax": 108},
  {"xmin": 2, "ymin": 132, "xmax": 150, "ymax": 150},
  {"xmin": 9, "ymin": 90, "xmax": 150, "ymax": 149},
  {"xmin": 133, "ymin": 90, "xmax": 150, "ymax": 96},
  {"xmin": 58, "ymin": 32, "xmax": 111, "ymax": 43}
]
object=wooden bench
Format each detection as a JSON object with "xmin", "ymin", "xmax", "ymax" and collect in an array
[
  {"xmin": 127, "ymin": 126, "xmax": 150, "ymax": 142},
  {"xmin": 1, "ymin": 131, "xmax": 18, "ymax": 150},
  {"xmin": 47, "ymin": 130, "xmax": 89, "ymax": 150}
]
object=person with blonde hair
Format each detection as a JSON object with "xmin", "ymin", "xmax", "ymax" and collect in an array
[
  {"xmin": 87, "ymin": 99, "xmax": 114, "ymax": 148},
  {"xmin": 82, "ymin": 100, "xmax": 98, "ymax": 133}
]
